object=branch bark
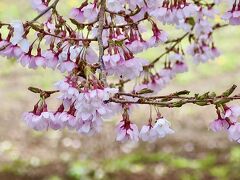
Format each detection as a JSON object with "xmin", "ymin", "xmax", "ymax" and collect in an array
[
  {"xmin": 107, "ymin": 85, "xmax": 239, "ymax": 108},
  {"xmin": 97, "ymin": 0, "xmax": 107, "ymax": 83}
]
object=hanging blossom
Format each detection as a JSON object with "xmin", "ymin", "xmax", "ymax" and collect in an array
[
  {"xmin": 209, "ymin": 105, "xmax": 240, "ymax": 143},
  {"xmin": 134, "ymin": 51, "xmax": 187, "ymax": 94},
  {"xmin": 139, "ymin": 117, "xmax": 174, "ymax": 142},
  {"xmin": 222, "ymin": 0, "xmax": 240, "ymax": 25},
  {"xmin": 70, "ymin": 2, "xmax": 99, "ymax": 23},
  {"xmin": 23, "ymin": 100, "xmax": 54, "ymax": 131},
  {"xmin": 186, "ymin": 5, "xmax": 221, "ymax": 63},
  {"xmin": 23, "ymin": 76, "xmax": 121, "ymax": 136},
  {"xmin": 103, "ymin": 35, "xmax": 148, "ymax": 80},
  {"xmin": 149, "ymin": 0, "xmax": 199, "ymax": 28},
  {"xmin": 116, "ymin": 108, "xmax": 139, "ymax": 142},
  {"xmin": 75, "ymin": 86, "xmax": 120, "ymax": 135},
  {"xmin": 1, "ymin": 0, "xmax": 240, "ymax": 144},
  {"xmin": 31, "ymin": 0, "xmax": 49, "ymax": 13}
]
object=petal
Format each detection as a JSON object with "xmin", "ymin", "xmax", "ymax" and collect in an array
[{"xmin": 116, "ymin": 130, "xmax": 126, "ymax": 141}]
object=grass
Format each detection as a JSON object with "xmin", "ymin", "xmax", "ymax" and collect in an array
[
  {"xmin": 66, "ymin": 147, "xmax": 240, "ymax": 179},
  {"xmin": 1, "ymin": 146, "xmax": 240, "ymax": 179}
]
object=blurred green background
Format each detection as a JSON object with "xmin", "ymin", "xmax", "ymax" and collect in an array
[{"xmin": 1, "ymin": 0, "xmax": 240, "ymax": 180}]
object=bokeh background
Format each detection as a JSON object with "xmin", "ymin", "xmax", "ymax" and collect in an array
[{"xmin": 1, "ymin": 0, "xmax": 240, "ymax": 179}]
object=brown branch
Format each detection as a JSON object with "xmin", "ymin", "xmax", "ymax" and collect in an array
[
  {"xmin": 28, "ymin": 84, "xmax": 239, "ymax": 109},
  {"xmin": 108, "ymin": 97, "xmax": 212, "ymax": 107},
  {"xmin": 108, "ymin": 85, "xmax": 239, "ymax": 108},
  {"xmin": 103, "ymin": 16, "xmax": 148, "ymax": 29},
  {"xmin": 105, "ymin": 7, "xmax": 141, "ymax": 17},
  {"xmin": 97, "ymin": 0, "xmax": 107, "ymax": 82},
  {"xmin": 28, "ymin": 87, "xmax": 59, "ymax": 99},
  {"xmin": 29, "ymin": 24, "xmax": 97, "ymax": 42},
  {"xmin": 0, "ymin": 22, "xmax": 10, "ymax": 26},
  {"xmin": 147, "ymin": 32, "xmax": 189, "ymax": 67},
  {"xmin": 41, "ymin": 31, "xmax": 97, "ymax": 42}
]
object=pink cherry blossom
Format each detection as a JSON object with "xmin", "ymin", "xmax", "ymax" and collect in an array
[
  {"xmin": 55, "ymin": 77, "xmax": 79, "ymax": 108},
  {"xmin": 50, "ymin": 112, "xmax": 66, "ymax": 130},
  {"xmin": 31, "ymin": 0, "xmax": 48, "ymax": 13},
  {"xmin": 228, "ymin": 123, "xmax": 240, "ymax": 143},
  {"xmin": 10, "ymin": 21, "xmax": 30, "ymax": 53},
  {"xmin": 0, "ymin": 42, "xmax": 23, "ymax": 59},
  {"xmin": 77, "ymin": 117, "xmax": 103, "ymax": 136},
  {"xmin": 58, "ymin": 61, "xmax": 76, "ymax": 73},
  {"xmin": 42, "ymin": 50, "xmax": 58, "ymax": 69},
  {"xmin": 104, "ymin": 51, "xmax": 147, "ymax": 80},
  {"xmin": 107, "ymin": 0, "xmax": 124, "ymax": 12},
  {"xmin": 81, "ymin": 3, "xmax": 99, "ymax": 23},
  {"xmin": 69, "ymin": 8, "xmax": 85, "ymax": 23},
  {"xmin": 147, "ymin": 23, "xmax": 168, "ymax": 48},
  {"xmin": 75, "ymin": 88, "xmax": 119, "ymax": 122},
  {"xmin": 35, "ymin": 55, "xmax": 46, "ymax": 68},
  {"xmin": 224, "ymin": 105, "xmax": 240, "ymax": 122},
  {"xmin": 222, "ymin": 0, "xmax": 240, "ymax": 26},
  {"xmin": 169, "ymin": 53, "xmax": 188, "ymax": 74},
  {"xmin": 1, "ymin": 0, "xmax": 240, "ymax": 145},
  {"xmin": 23, "ymin": 101, "xmax": 53, "ymax": 131},
  {"xmin": 23, "ymin": 112, "xmax": 51, "ymax": 131},
  {"xmin": 116, "ymin": 120, "xmax": 139, "ymax": 142},
  {"xmin": 152, "ymin": 118, "xmax": 175, "ymax": 138},
  {"xmin": 139, "ymin": 124, "xmax": 157, "ymax": 142},
  {"xmin": 209, "ymin": 118, "xmax": 229, "ymax": 132}
]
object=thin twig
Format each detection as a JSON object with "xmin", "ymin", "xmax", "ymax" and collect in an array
[
  {"xmin": 103, "ymin": 17, "xmax": 148, "ymax": 29},
  {"xmin": 148, "ymin": 32, "xmax": 189, "ymax": 67},
  {"xmin": 106, "ymin": 85, "xmax": 238, "ymax": 107}
]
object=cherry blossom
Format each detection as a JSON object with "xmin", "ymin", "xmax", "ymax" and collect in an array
[
  {"xmin": 1, "ymin": 0, "xmax": 240, "ymax": 144},
  {"xmin": 106, "ymin": 0, "xmax": 124, "ymax": 12},
  {"xmin": 55, "ymin": 77, "xmax": 79, "ymax": 108},
  {"xmin": 75, "ymin": 87, "xmax": 119, "ymax": 120},
  {"xmin": 103, "ymin": 52, "xmax": 148, "ymax": 80},
  {"xmin": 152, "ymin": 118, "xmax": 175, "ymax": 138},
  {"xmin": 228, "ymin": 123, "xmax": 240, "ymax": 143},
  {"xmin": 224, "ymin": 105, "xmax": 240, "ymax": 122},
  {"xmin": 23, "ymin": 101, "xmax": 53, "ymax": 131},
  {"xmin": 69, "ymin": 8, "xmax": 85, "ymax": 24},
  {"xmin": 209, "ymin": 118, "xmax": 229, "ymax": 132},
  {"xmin": 31, "ymin": 0, "xmax": 48, "ymax": 13},
  {"xmin": 10, "ymin": 21, "xmax": 30, "ymax": 53},
  {"xmin": 222, "ymin": 0, "xmax": 240, "ymax": 25},
  {"xmin": 116, "ymin": 120, "xmax": 139, "ymax": 142}
]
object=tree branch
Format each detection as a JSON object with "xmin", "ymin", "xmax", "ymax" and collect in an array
[
  {"xmin": 97, "ymin": 0, "xmax": 107, "ymax": 82},
  {"xmin": 147, "ymin": 32, "xmax": 189, "ymax": 67},
  {"xmin": 107, "ymin": 85, "xmax": 239, "ymax": 108}
]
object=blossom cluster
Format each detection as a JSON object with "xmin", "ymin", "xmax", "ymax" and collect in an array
[
  {"xmin": 210, "ymin": 105, "xmax": 240, "ymax": 143},
  {"xmin": 116, "ymin": 107, "xmax": 174, "ymax": 142},
  {"xmin": 24, "ymin": 76, "xmax": 120, "ymax": 135},
  {"xmin": 0, "ymin": 0, "xmax": 240, "ymax": 143}
]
